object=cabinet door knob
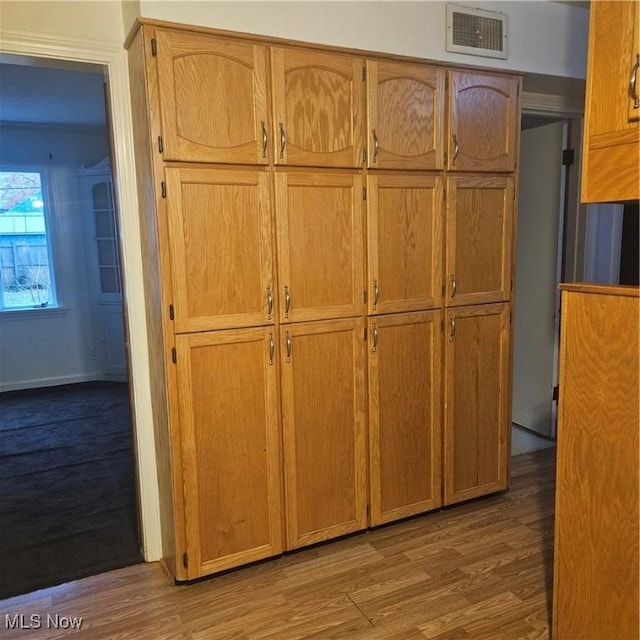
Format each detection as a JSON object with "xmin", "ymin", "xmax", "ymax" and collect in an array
[{"xmin": 630, "ymin": 54, "xmax": 640, "ymax": 109}]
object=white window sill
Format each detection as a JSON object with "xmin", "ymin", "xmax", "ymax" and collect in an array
[{"xmin": 0, "ymin": 306, "xmax": 68, "ymax": 321}]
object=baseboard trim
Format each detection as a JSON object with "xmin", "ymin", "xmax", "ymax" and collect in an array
[{"xmin": 0, "ymin": 374, "xmax": 107, "ymax": 393}]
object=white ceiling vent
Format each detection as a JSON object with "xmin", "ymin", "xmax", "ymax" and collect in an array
[{"xmin": 446, "ymin": 4, "xmax": 508, "ymax": 60}]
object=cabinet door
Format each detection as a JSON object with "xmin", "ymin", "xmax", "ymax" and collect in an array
[
  {"xmin": 280, "ymin": 318, "xmax": 367, "ymax": 549},
  {"xmin": 366, "ymin": 60, "xmax": 445, "ymax": 169},
  {"xmin": 581, "ymin": 0, "xmax": 639, "ymax": 202},
  {"xmin": 271, "ymin": 47, "xmax": 364, "ymax": 167},
  {"xmin": 166, "ymin": 167, "xmax": 274, "ymax": 333},
  {"xmin": 275, "ymin": 171, "xmax": 364, "ymax": 322},
  {"xmin": 155, "ymin": 29, "xmax": 269, "ymax": 164},
  {"xmin": 368, "ymin": 173, "xmax": 443, "ymax": 314},
  {"xmin": 175, "ymin": 328, "xmax": 283, "ymax": 578},
  {"xmin": 447, "ymin": 70, "xmax": 520, "ymax": 172},
  {"xmin": 443, "ymin": 303, "xmax": 511, "ymax": 505},
  {"xmin": 368, "ymin": 311, "xmax": 442, "ymax": 526},
  {"xmin": 445, "ymin": 175, "xmax": 514, "ymax": 307}
]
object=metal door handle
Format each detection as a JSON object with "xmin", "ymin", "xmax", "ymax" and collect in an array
[
  {"xmin": 373, "ymin": 280, "xmax": 379, "ymax": 309},
  {"xmin": 266, "ymin": 287, "xmax": 273, "ymax": 320},
  {"xmin": 448, "ymin": 314, "xmax": 456, "ymax": 342},
  {"xmin": 452, "ymin": 135, "xmax": 459, "ymax": 162},
  {"xmin": 284, "ymin": 286, "xmax": 291, "ymax": 318},
  {"xmin": 372, "ymin": 322, "xmax": 378, "ymax": 352},
  {"xmin": 630, "ymin": 54, "xmax": 640, "ymax": 109},
  {"xmin": 285, "ymin": 331, "xmax": 292, "ymax": 362},
  {"xmin": 261, "ymin": 121, "xmax": 268, "ymax": 158},
  {"xmin": 372, "ymin": 129, "xmax": 379, "ymax": 163},
  {"xmin": 268, "ymin": 333, "xmax": 275, "ymax": 365},
  {"xmin": 279, "ymin": 122, "xmax": 286, "ymax": 159},
  {"xmin": 449, "ymin": 274, "xmax": 457, "ymax": 299}
]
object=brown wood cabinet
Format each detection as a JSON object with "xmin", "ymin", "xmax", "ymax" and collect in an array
[
  {"xmin": 447, "ymin": 70, "xmax": 520, "ymax": 172},
  {"xmin": 445, "ymin": 175, "xmax": 514, "ymax": 307},
  {"xmin": 368, "ymin": 311, "xmax": 442, "ymax": 525},
  {"xmin": 581, "ymin": 0, "xmax": 640, "ymax": 202},
  {"xmin": 367, "ymin": 173, "xmax": 443, "ymax": 314},
  {"xmin": 280, "ymin": 317, "xmax": 367, "ymax": 548},
  {"xmin": 174, "ymin": 327, "xmax": 283, "ymax": 578},
  {"xmin": 366, "ymin": 60, "xmax": 445, "ymax": 170},
  {"xmin": 443, "ymin": 303, "xmax": 511, "ymax": 505},
  {"xmin": 553, "ymin": 284, "xmax": 639, "ymax": 640}
]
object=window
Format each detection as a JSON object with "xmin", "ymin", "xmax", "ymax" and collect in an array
[{"xmin": 0, "ymin": 169, "xmax": 57, "ymax": 309}]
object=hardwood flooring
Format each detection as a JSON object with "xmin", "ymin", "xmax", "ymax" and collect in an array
[{"xmin": 0, "ymin": 449, "xmax": 555, "ymax": 639}]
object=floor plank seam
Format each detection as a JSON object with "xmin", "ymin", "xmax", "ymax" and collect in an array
[{"xmin": 345, "ymin": 593, "xmax": 376, "ymax": 628}]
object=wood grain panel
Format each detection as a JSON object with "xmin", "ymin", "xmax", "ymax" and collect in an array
[
  {"xmin": 447, "ymin": 70, "xmax": 520, "ymax": 172},
  {"xmin": 446, "ymin": 175, "xmax": 513, "ymax": 307},
  {"xmin": 275, "ymin": 171, "xmax": 364, "ymax": 322},
  {"xmin": 366, "ymin": 60, "xmax": 445, "ymax": 170},
  {"xmin": 368, "ymin": 173, "xmax": 443, "ymax": 314},
  {"xmin": 444, "ymin": 303, "xmax": 511, "ymax": 505},
  {"xmin": 155, "ymin": 29, "xmax": 269, "ymax": 164},
  {"xmin": 368, "ymin": 311, "xmax": 443, "ymax": 525},
  {"xmin": 176, "ymin": 328, "xmax": 283, "ymax": 578},
  {"xmin": 280, "ymin": 318, "xmax": 367, "ymax": 549},
  {"xmin": 165, "ymin": 167, "xmax": 274, "ymax": 332},
  {"xmin": 271, "ymin": 47, "xmax": 364, "ymax": 167},
  {"xmin": 553, "ymin": 285, "xmax": 639, "ymax": 640}
]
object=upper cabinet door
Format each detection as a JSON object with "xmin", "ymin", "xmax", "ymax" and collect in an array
[
  {"xmin": 165, "ymin": 167, "xmax": 275, "ymax": 332},
  {"xmin": 155, "ymin": 29, "xmax": 270, "ymax": 164},
  {"xmin": 445, "ymin": 175, "xmax": 514, "ymax": 307},
  {"xmin": 368, "ymin": 173, "xmax": 443, "ymax": 314},
  {"xmin": 447, "ymin": 71, "xmax": 520, "ymax": 172},
  {"xmin": 367, "ymin": 60, "xmax": 445, "ymax": 170},
  {"xmin": 275, "ymin": 171, "xmax": 365, "ymax": 322},
  {"xmin": 271, "ymin": 47, "xmax": 364, "ymax": 167}
]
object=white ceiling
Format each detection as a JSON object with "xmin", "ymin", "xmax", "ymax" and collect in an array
[{"xmin": 0, "ymin": 61, "xmax": 107, "ymax": 127}]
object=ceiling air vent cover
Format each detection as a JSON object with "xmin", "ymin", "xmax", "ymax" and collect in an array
[{"xmin": 446, "ymin": 4, "xmax": 508, "ymax": 59}]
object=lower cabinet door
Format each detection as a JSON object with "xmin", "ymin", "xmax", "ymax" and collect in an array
[
  {"xmin": 368, "ymin": 311, "xmax": 443, "ymax": 525},
  {"xmin": 443, "ymin": 303, "xmax": 511, "ymax": 505},
  {"xmin": 280, "ymin": 317, "xmax": 368, "ymax": 549},
  {"xmin": 175, "ymin": 327, "xmax": 283, "ymax": 579}
]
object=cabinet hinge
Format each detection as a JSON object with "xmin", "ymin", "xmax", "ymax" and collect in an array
[
  {"xmin": 362, "ymin": 66, "xmax": 366, "ymax": 81},
  {"xmin": 151, "ymin": 38, "xmax": 157, "ymax": 57},
  {"xmin": 158, "ymin": 136, "xmax": 164, "ymax": 154},
  {"xmin": 562, "ymin": 148, "xmax": 575, "ymax": 166},
  {"xmin": 182, "ymin": 552, "xmax": 188, "ymax": 569},
  {"xmin": 161, "ymin": 181, "xmax": 167, "ymax": 198},
  {"xmin": 362, "ymin": 187, "xmax": 367, "ymax": 201},
  {"xmin": 553, "ymin": 385, "xmax": 559, "ymax": 402},
  {"xmin": 169, "ymin": 304, "xmax": 174, "ymax": 320},
  {"xmin": 171, "ymin": 347, "xmax": 177, "ymax": 364}
]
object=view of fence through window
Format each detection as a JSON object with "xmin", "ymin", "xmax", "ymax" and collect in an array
[{"xmin": 0, "ymin": 170, "xmax": 55, "ymax": 309}]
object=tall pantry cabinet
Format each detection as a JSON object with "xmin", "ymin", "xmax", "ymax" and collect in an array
[{"xmin": 126, "ymin": 18, "xmax": 520, "ymax": 582}]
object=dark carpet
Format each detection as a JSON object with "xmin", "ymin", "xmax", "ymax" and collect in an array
[{"xmin": 0, "ymin": 382, "xmax": 143, "ymax": 599}]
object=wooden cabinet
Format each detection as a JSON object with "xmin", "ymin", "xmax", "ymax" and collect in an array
[
  {"xmin": 368, "ymin": 311, "xmax": 442, "ymax": 525},
  {"xmin": 271, "ymin": 47, "xmax": 364, "ymax": 168},
  {"xmin": 443, "ymin": 303, "xmax": 510, "ymax": 505},
  {"xmin": 581, "ymin": 0, "xmax": 640, "ymax": 202},
  {"xmin": 445, "ymin": 175, "xmax": 514, "ymax": 307},
  {"xmin": 165, "ymin": 167, "xmax": 274, "ymax": 332},
  {"xmin": 174, "ymin": 328, "xmax": 283, "ymax": 578},
  {"xmin": 275, "ymin": 170, "xmax": 364, "ymax": 322},
  {"xmin": 552, "ymin": 284, "xmax": 639, "ymax": 640},
  {"xmin": 155, "ymin": 29, "xmax": 270, "ymax": 165},
  {"xmin": 447, "ymin": 70, "xmax": 520, "ymax": 172},
  {"xmin": 367, "ymin": 173, "xmax": 443, "ymax": 314},
  {"xmin": 366, "ymin": 60, "xmax": 444, "ymax": 170},
  {"xmin": 280, "ymin": 318, "xmax": 367, "ymax": 548}
]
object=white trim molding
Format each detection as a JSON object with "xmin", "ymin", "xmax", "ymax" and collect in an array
[
  {"xmin": 522, "ymin": 91, "xmax": 584, "ymax": 117},
  {"xmin": 0, "ymin": 28, "xmax": 162, "ymax": 562}
]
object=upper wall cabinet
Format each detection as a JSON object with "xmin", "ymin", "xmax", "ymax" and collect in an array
[
  {"xmin": 155, "ymin": 29, "xmax": 270, "ymax": 164},
  {"xmin": 447, "ymin": 71, "xmax": 520, "ymax": 172},
  {"xmin": 366, "ymin": 60, "xmax": 445, "ymax": 170},
  {"xmin": 271, "ymin": 47, "xmax": 365, "ymax": 167}
]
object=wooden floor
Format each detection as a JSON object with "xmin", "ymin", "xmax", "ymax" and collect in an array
[{"xmin": 0, "ymin": 449, "xmax": 555, "ymax": 640}]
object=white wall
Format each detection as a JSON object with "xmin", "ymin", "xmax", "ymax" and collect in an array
[
  {"xmin": 135, "ymin": 0, "xmax": 589, "ymax": 79},
  {"xmin": 0, "ymin": 124, "xmax": 110, "ymax": 390}
]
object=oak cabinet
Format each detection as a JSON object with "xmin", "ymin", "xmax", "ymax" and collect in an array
[
  {"xmin": 368, "ymin": 311, "xmax": 443, "ymax": 526},
  {"xmin": 581, "ymin": 0, "xmax": 639, "ymax": 202},
  {"xmin": 445, "ymin": 175, "xmax": 514, "ymax": 307},
  {"xmin": 155, "ymin": 29, "xmax": 270, "ymax": 165},
  {"xmin": 447, "ymin": 70, "xmax": 520, "ymax": 172},
  {"xmin": 271, "ymin": 47, "xmax": 364, "ymax": 168},
  {"xmin": 366, "ymin": 60, "xmax": 445, "ymax": 170},
  {"xmin": 367, "ymin": 173, "xmax": 443, "ymax": 315},
  {"xmin": 443, "ymin": 303, "xmax": 511, "ymax": 505},
  {"xmin": 174, "ymin": 328, "xmax": 283, "ymax": 578},
  {"xmin": 280, "ymin": 318, "xmax": 367, "ymax": 549},
  {"xmin": 165, "ymin": 167, "xmax": 275, "ymax": 332},
  {"xmin": 275, "ymin": 171, "xmax": 365, "ymax": 323}
]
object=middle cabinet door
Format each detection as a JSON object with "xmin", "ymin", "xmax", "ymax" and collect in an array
[{"xmin": 275, "ymin": 170, "xmax": 365, "ymax": 323}]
